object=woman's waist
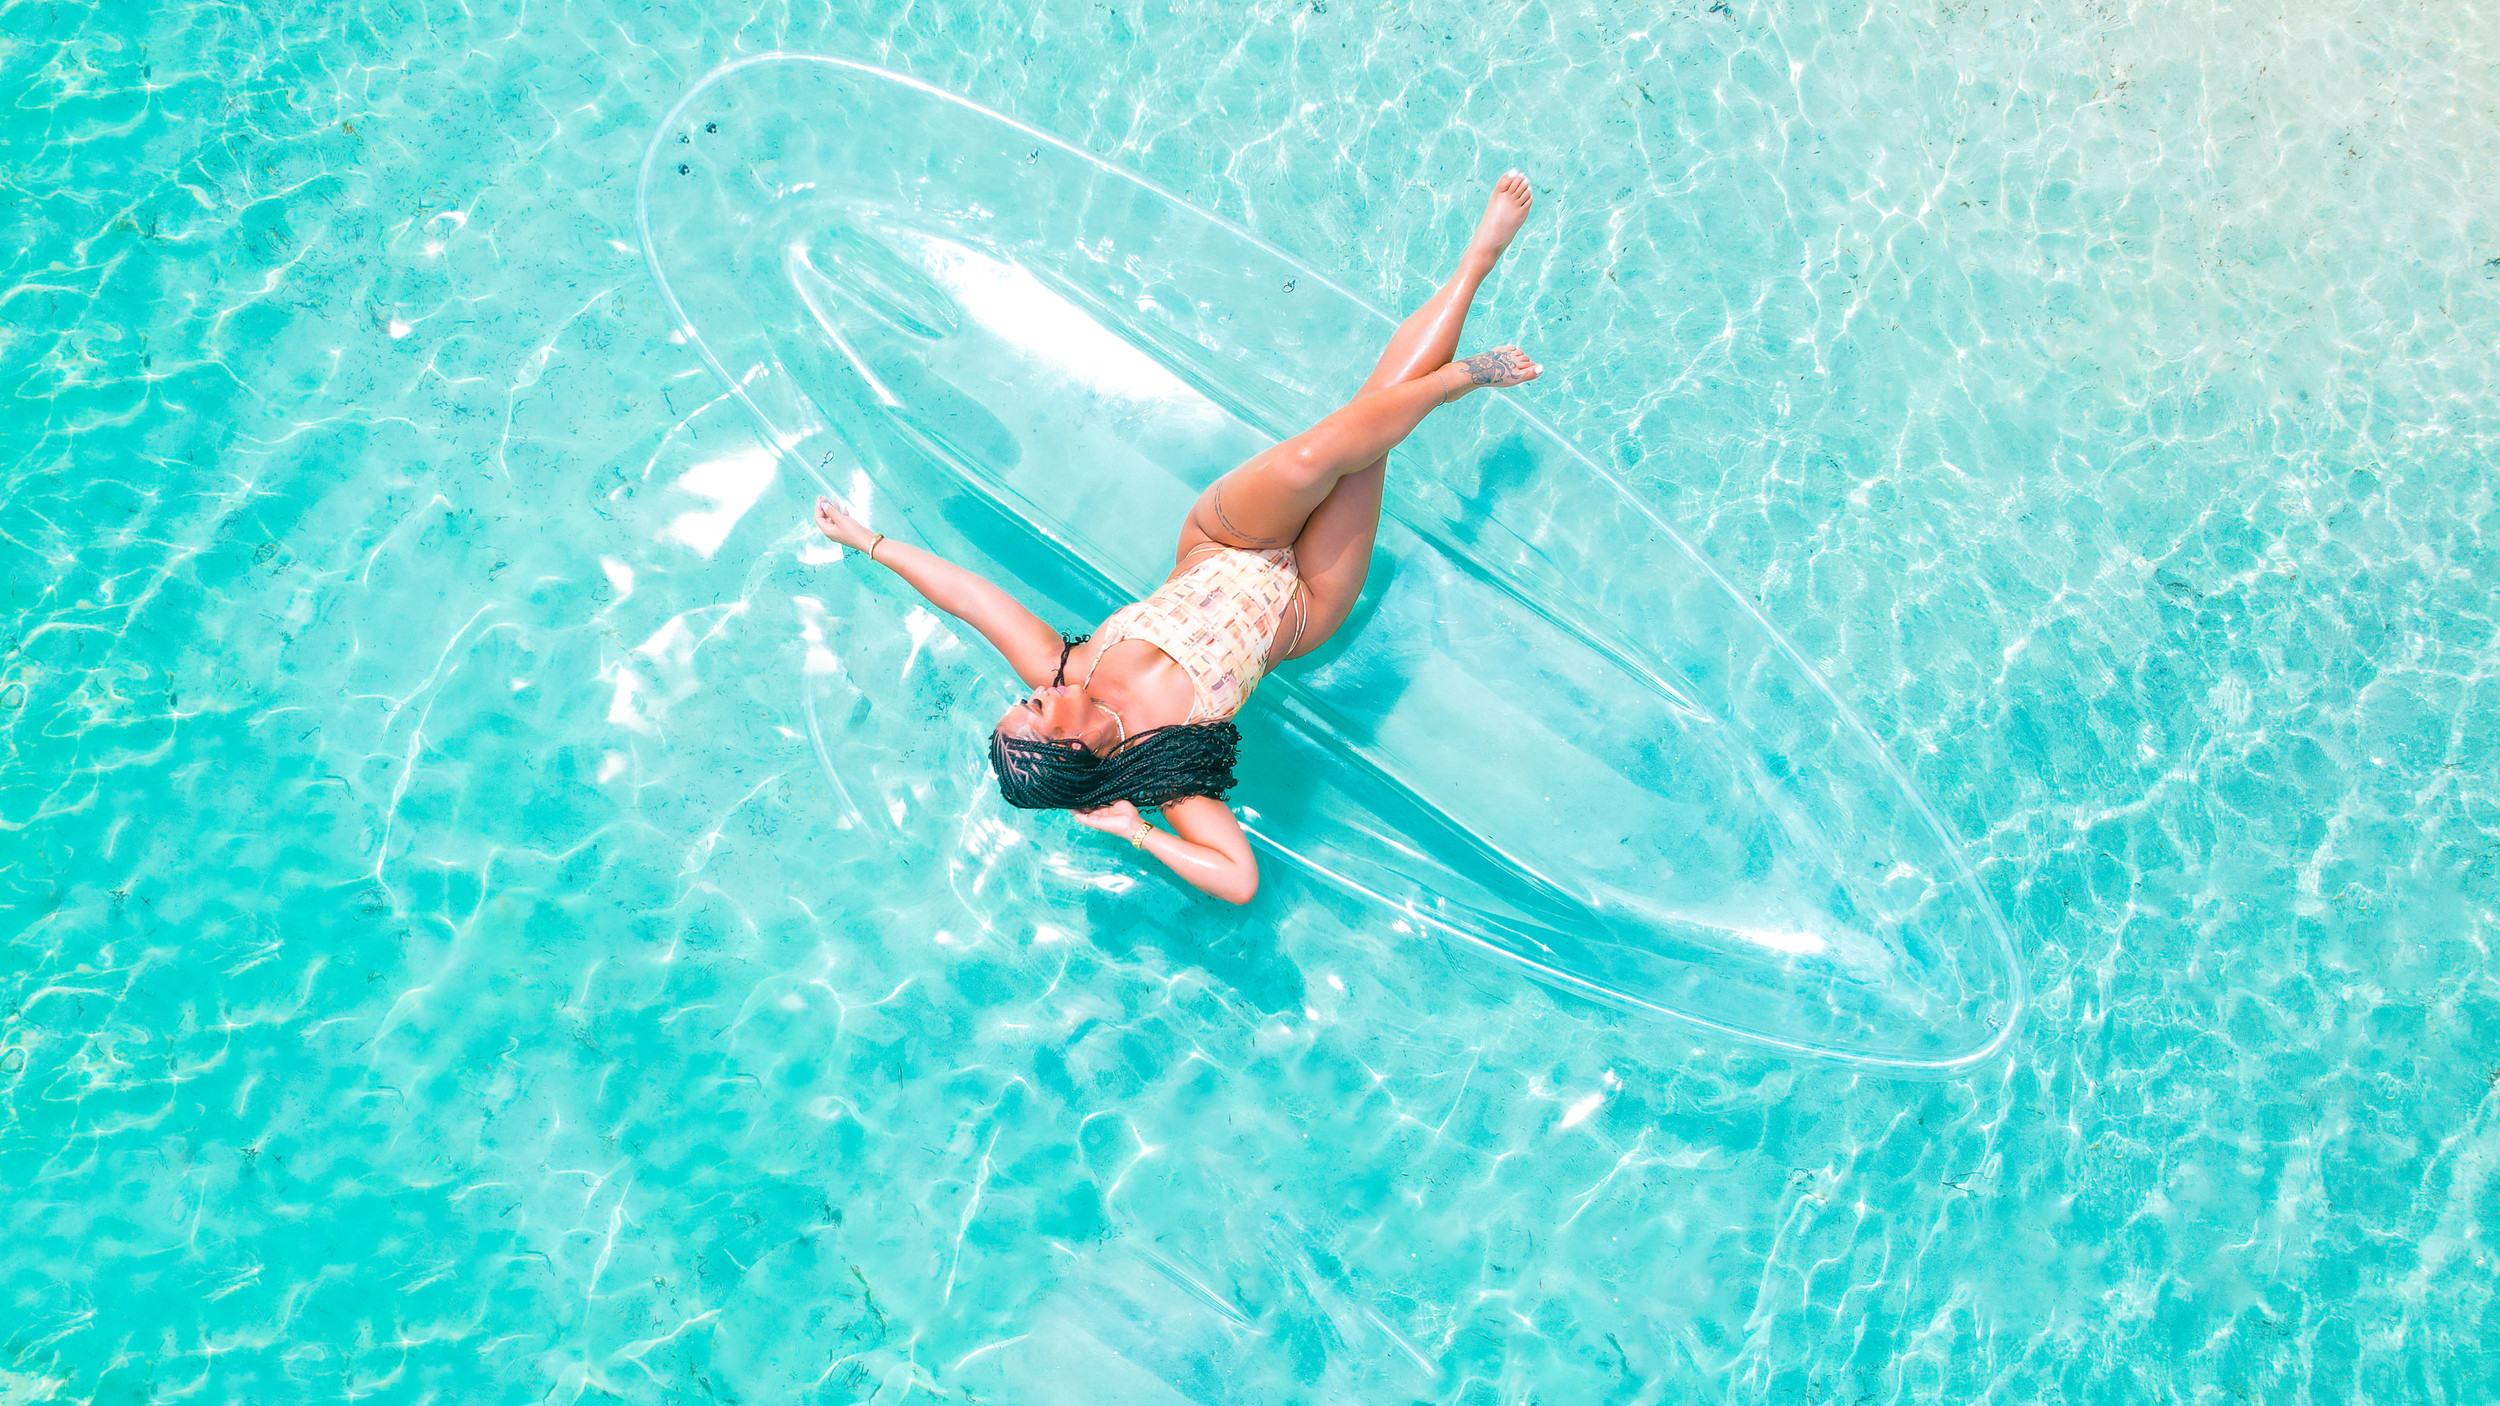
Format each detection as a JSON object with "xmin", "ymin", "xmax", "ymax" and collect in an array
[
  {"xmin": 1118, "ymin": 573, "xmax": 1298, "ymax": 649},
  {"xmin": 1101, "ymin": 577, "xmax": 1296, "ymax": 717},
  {"xmin": 1164, "ymin": 542, "xmax": 1297, "ymax": 585}
]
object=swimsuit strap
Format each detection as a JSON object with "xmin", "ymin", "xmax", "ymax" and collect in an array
[
  {"xmin": 1280, "ymin": 587, "xmax": 1310, "ymax": 660},
  {"xmin": 1052, "ymin": 633, "xmax": 1090, "ymax": 688}
]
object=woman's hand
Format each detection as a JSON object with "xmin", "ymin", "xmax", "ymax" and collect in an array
[
  {"xmin": 814, "ymin": 495, "xmax": 875, "ymax": 552},
  {"xmin": 1092, "ymin": 795, "xmax": 1258, "ymax": 905},
  {"xmin": 1072, "ymin": 800, "xmax": 1144, "ymax": 838}
]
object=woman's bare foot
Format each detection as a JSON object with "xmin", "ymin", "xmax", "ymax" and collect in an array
[
  {"xmin": 1443, "ymin": 346, "xmax": 1541, "ymax": 398},
  {"xmin": 1462, "ymin": 171, "xmax": 1534, "ymax": 271}
]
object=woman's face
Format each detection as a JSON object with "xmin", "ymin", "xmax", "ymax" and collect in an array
[{"xmin": 993, "ymin": 683, "xmax": 1119, "ymax": 754}]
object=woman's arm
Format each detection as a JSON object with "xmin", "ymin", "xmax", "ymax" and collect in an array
[
  {"xmin": 815, "ymin": 496, "xmax": 1064, "ymax": 686},
  {"xmin": 1073, "ymin": 796, "xmax": 1258, "ymax": 905}
]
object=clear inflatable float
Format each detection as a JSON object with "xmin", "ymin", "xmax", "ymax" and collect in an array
[{"xmin": 637, "ymin": 56, "xmax": 2028, "ymax": 1074}]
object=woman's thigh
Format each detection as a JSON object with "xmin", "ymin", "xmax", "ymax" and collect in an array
[
  {"xmin": 1274, "ymin": 458, "xmax": 1384, "ymax": 658},
  {"xmin": 1171, "ymin": 441, "xmax": 1395, "ymax": 646},
  {"xmin": 1175, "ymin": 438, "xmax": 1349, "ymax": 558}
]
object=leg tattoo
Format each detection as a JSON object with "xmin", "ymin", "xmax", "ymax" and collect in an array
[{"xmin": 1210, "ymin": 482, "xmax": 1285, "ymax": 546}]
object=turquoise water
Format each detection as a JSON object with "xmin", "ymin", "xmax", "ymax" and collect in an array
[
  {"xmin": 4, "ymin": 1, "xmax": 2495, "ymax": 1403},
  {"xmin": 639, "ymin": 55, "xmax": 2026, "ymax": 1073}
]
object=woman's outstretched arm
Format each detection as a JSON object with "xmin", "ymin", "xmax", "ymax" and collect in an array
[
  {"xmin": 814, "ymin": 496, "xmax": 1064, "ymax": 686},
  {"xmin": 1073, "ymin": 796, "xmax": 1258, "ymax": 905}
]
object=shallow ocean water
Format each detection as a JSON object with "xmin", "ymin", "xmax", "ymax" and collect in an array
[
  {"xmin": 640, "ymin": 53, "xmax": 2028, "ymax": 1074},
  {"xmin": 3, "ymin": 0, "xmax": 2497, "ymax": 1402}
]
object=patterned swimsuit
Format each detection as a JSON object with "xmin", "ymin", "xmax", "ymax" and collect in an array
[{"xmin": 1085, "ymin": 545, "xmax": 1310, "ymax": 722}]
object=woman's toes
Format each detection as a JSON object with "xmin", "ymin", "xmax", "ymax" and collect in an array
[{"xmin": 1468, "ymin": 180, "xmax": 1534, "ymax": 262}]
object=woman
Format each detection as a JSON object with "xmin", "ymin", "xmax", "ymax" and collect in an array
[{"xmin": 811, "ymin": 174, "xmax": 1541, "ymax": 904}]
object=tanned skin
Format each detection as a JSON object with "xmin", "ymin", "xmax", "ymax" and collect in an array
[{"xmin": 813, "ymin": 173, "xmax": 1541, "ymax": 903}]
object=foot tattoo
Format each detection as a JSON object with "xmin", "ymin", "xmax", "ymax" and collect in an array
[{"xmin": 1456, "ymin": 346, "xmax": 1540, "ymax": 390}]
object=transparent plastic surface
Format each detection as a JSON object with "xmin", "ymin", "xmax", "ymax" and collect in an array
[{"xmin": 637, "ymin": 56, "xmax": 2028, "ymax": 1073}]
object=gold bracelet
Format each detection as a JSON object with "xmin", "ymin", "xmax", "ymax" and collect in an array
[
  {"xmin": 863, "ymin": 532, "xmax": 884, "ymax": 564},
  {"xmin": 1130, "ymin": 819, "xmax": 1154, "ymax": 848}
]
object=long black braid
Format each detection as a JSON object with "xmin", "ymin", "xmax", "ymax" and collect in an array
[{"xmin": 990, "ymin": 634, "xmax": 1241, "ymax": 810}]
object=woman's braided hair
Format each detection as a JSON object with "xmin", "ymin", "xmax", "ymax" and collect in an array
[{"xmin": 987, "ymin": 635, "xmax": 1242, "ymax": 810}]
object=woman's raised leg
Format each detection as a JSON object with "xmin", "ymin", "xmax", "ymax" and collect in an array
[
  {"xmin": 1193, "ymin": 347, "xmax": 1536, "ymax": 546},
  {"xmin": 1274, "ymin": 175, "xmax": 1536, "ymax": 656},
  {"xmin": 1178, "ymin": 174, "xmax": 1539, "ymax": 566},
  {"xmin": 1352, "ymin": 174, "xmax": 1536, "ymax": 396}
]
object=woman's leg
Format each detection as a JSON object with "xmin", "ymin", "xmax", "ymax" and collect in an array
[
  {"xmin": 1178, "ymin": 173, "xmax": 1539, "ymax": 574},
  {"xmin": 1278, "ymin": 175, "xmax": 1536, "ymax": 656},
  {"xmin": 1349, "ymin": 174, "xmax": 1537, "ymax": 397},
  {"xmin": 1191, "ymin": 348, "xmax": 1535, "ymax": 546}
]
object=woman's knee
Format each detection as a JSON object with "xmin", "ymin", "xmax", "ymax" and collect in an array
[{"xmin": 1276, "ymin": 441, "xmax": 1334, "ymax": 491}]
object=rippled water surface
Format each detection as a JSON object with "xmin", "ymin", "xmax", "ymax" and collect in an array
[{"xmin": 5, "ymin": 2, "xmax": 2497, "ymax": 1402}]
